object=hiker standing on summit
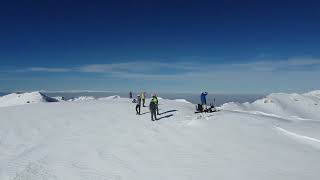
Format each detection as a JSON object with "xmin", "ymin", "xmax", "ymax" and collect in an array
[
  {"xmin": 153, "ymin": 94, "xmax": 160, "ymax": 115},
  {"xmin": 141, "ymin": 92, "xmax": 146, "ymax": 107},
  {"xmin": 136, "ymin": 95, "xmax": 141, "ymax": 115},
  {"xmin": 149, "ymin": 95, "xmax": 158, "ymax": 121},
  {"xmin": 201, "ymin": 92, "xmax": 208, "ymax": 105}
]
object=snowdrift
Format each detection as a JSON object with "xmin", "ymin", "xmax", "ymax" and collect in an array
[
  {"xmin": 305, "ymin": 90, "xmax": 320, "ymax": 98},
  {"xmin": 68, "ymin": 96, "xmax": 96, "ymax": 101},
  {"xmin": 68, "ymin": 95, "xmax": 121, "ymax": 101},
  {"xmin": 174, "ymin": 99, "xmax": 192, "ymax": 104},
  {"xmin": 98, "ymin": 95, "xmax": 121, "ymax": 100},
  {"xmin": 52, "ymin": 96, "xmax": 66, "ymax": 102},
  {"xmin": 0, "ymin": 91, "xmax": 58, "ymax": 107},
  {"xmin": 222, "ymin": 90, "xmax": 320, "ymax": 121}
]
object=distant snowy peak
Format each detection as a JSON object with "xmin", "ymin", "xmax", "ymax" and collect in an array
[
  {"xmin": 174, "ymin": 99, "xmax": 191, "ymax": 104},
  {"xmin": 98, "ymin": 95, "xmax": 120, "ymax": 100},
  {"xmin": 52, "ymin": 96, "xmax": 66, "ymax": 102},
  {"xmin": 0, "ymin": 91, "xmax": 58, "ymax": 107},
  {"xmin": 68, "ymin": 95, "xmax": 121, "ymax": 101},
  {"xmin": 68, "ymin": 96, "xmax": 96, "ymax": 102},
  {"xmin": 222, "ymin": 90, "xmax": 320, "ymax": 121},
  {"xmin": 304, "ymin": 90, "xmax": 320, "ymax": 98}
]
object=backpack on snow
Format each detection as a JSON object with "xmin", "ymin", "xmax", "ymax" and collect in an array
[{"xmin": 196, "ymin": 104, "xmax": 203, "ymax": 112}]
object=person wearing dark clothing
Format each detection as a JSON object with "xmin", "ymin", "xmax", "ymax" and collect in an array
[
  {"xmin": 129, "ymin": 91, "xmax": 133, "ymax": 99},
  {"xmin": 136, "ymin": 95, "xmax": 141, "ymax": 115},
  {"xmin": 153, "ymin": 95, "xmax": 160, "ymax": 115},
  {"xmin": 201, "ymin": 92, "xmax": 208, "ymax": 105},
  {"xmin": 149, "ymin": 96, "xmax": 158, "ymax": 121}
]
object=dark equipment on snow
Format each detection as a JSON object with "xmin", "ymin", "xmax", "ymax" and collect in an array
[
  {"xmin": 196, "ymin": 104, "xmax": 203, "ymax": 112},
  {"xmin": 195, "ymin": 103, "xmax": 218, "ymax": 113}
]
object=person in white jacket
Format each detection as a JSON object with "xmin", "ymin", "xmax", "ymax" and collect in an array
[{"xmin": 141, "ymin": 92, "xmax": 146, "ymax": 107}]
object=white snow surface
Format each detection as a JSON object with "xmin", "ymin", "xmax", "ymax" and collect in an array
[
  {"xmin": 173, "ymin": 99, "xmax": 192, "ymax": 103},
  {"xmin": 68, "ymin": 95, "xmax": 121, "ymax": 102},
  {"xmin": 98, "ymin": 95, "xmax": 121, "ymax": 100},
  {"xmin": 222, "ymin": 91, "xmax": 320, "ymax": 121},
  {"xmin": 0, "ymin": 92, "xmax": 57, "ymax": 107},
  {"xmin": 52, "ymin": 97, "xmax": 65, "ymax": 102},
  {"xmin": 68, "ymin": 96, "xmax": 96, "ymax": 102},
  {"xmin": 1, "ymin": 91, "xmax": 320, "ymax": 179},
  {"xmin": 305, "ymin": 90, "xmax": 320, "ymax": 98}
]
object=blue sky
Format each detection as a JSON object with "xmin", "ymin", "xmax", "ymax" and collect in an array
[{"xmin": 0, "ymin": 0, "xmax": 320, "ymax": 93}]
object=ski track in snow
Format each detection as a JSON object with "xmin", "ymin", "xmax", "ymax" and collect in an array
[
  {"xmin": 224, "ymin": 109, "xmax": 320, "ymax": 123},
  {"xmin": 275, "ymin": 126, "xmax": 320, "ymax": 149}
]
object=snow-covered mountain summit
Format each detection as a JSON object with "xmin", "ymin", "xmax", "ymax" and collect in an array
[
  {"xmin": 304, "ymin": 90, "xmax": 320, "ymax": 98},
  {"xmin": 0, "ymin": 91, "xmax": 58, "ymax": 107},
  {"xmin": 222, "ymin": 90, "xmax": 320, "ymax": 121},
  {"xmin": 0, "ymin": 90, "xmax": 320, "ymax": 179}
]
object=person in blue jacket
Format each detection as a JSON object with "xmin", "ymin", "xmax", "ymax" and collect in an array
[{"xmin": 200, "ymin": 92, "xmax": 208, "ymax": 105}]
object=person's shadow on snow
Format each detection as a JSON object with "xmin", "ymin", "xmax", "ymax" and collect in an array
[
  {"xmin": 159, "ymin": 110, "xmax": 177, "ymax": 115},
  {"xmin": 156, "ymin": 114, "xmax": 173, "ymax": 121}
]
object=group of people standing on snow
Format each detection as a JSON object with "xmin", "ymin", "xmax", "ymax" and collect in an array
[
  {"xmin": 130, "ymin": 90, "xmax": 213, "ymax": 121},
  {"xmin": 131, "ymin": 91, "xmax": 159, "ymax": 121}
]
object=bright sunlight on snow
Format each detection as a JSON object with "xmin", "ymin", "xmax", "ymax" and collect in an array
[{"xmin": 0, "ymin": 91, "xmax": 320, "ymax": 180}]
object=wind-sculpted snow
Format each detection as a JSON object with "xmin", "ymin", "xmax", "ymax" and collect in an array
[
  {"xmin": 173, "ymin": 99, "xmax": 192, "ymax": 103},
  {"xmin": 275, "ymin": 127, "xmax": 320, "ymax": 149},
  {"xmin": 0, "ymin": 92, "xmax": 320, "ymax": 179},
  {"xmin": 52, "ymin": 96, "xmax": 65, "ymax": 102},
  {"xmin": 68, "ymin": 95, "xmax": 121, "ymax": 101},
  {"xmin": 0, "ymin": 91, "xmax": 58, "ymax": 107},
  {"xmin": 304, "ymin": 90, "xmax": 320, "ymax": 98},
  {"xmin": 68, "ymin": 96, "xmax": 96, "ymax": 101},
  {"xmin": 222, "ymin": 91, "xmax": 320, "ymax": 121},
  {"xmin": 98, "ymin": 95, "xmax": 121, "ymax": 100}
]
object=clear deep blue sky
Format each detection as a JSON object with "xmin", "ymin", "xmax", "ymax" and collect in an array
[{"xmin": 1, "ymin": 0, "xmax": 320, "ymax": 93}]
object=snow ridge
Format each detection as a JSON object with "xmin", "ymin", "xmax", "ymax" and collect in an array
[
  {"xmin": 1, "ymin": 92, "xmax": 320, "ymax": 179},
  {"xmin": 68, "ymin": 96, "xmax": 96, "ymax": 101},
  {"xmin": 0, "ymin": 91, "xmax": 58, "ymax": 107},
  {"xmin": 222, "ymin": 90, "xmax": 320, "ymax": 121},
  {"xmin": 275, "ymin": 126, "xmax": 320, "ymax": 149}
]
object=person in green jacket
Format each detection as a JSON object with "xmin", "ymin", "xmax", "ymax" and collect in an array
[
  {"xmin": 153, "ymin": 94, "xmax": 160, "ymax": 115},
  {"xmin": 149, "ymin": 95, "xmax": 158, "ymax": 121},
  {"xmin": 141, "ymin": 92, "xmax": 146, "ymax": 107}
]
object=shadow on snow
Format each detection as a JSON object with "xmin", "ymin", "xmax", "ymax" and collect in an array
[
  {"xmin": 159, "ymin": 110, "xmax": 177, "ymax": 115},
  {"xmin": 156, "ymin": 114, "xmax": 174, "ymax": 121}
]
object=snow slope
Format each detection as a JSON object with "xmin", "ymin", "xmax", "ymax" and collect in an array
[
  {"xmin": 0, "ymin": 92, "xmax": 58, "ymax": 107},
  {"xmin": 98, "ymin": 95, "xmax": 121, "ymax": 100},
  {"xmin": 173, "ymin": 99, "xmax": 192, "ymax": 103},
  {"xmin": 68, "ymin": 96, "xmax": 96, "ymax": 101},
  {"xmin": 222, "ymin": 91, "xmax": 320, "ymax": 121},
  {"xmin": 305, "ymin": 90, "xmax": 320, "ymax": 98},
  {"xmin": 0, "ymin": 93, "xmax": 320, "ymax": 179},
  {"xmin": 52, "ymin": 97, "xmax": 65, "ymax": 102},
  {"xmin": 67, "ymin": 95, "xmax": 121, "ymax": 101}
]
